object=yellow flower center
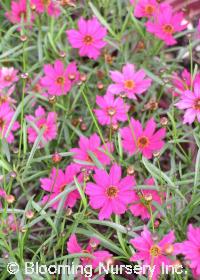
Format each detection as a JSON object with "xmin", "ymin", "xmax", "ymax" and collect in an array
[
  {"xmin": 42, "ymin": 0, "xmax": 51, "ymax": 6},
  {"xmin": 150, "ymin": 245, "xmax": 161, "ymax": 257},
  {"xmin": 124, "ymin": 80, "xmax": 135, "ymax": 90},
  {"xmin": 144, "ymin": 5, "xmax": 155, "ymax": 15},
  {"xmin": 107, "ymin": 107, "xmax": 116, "ymax": 117}
]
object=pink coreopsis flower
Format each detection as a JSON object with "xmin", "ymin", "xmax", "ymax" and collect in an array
[
  {"xmin": 120, "ymin": 118, "xmax": 166, "ymax": 159},
  {"xmin": 6, "ymin": 0, "xmax": 34, "ymax": 26},
  {"xmin": 130, "ymin": 178, "xmax": 165, "ymax": 220},
  {"xmin": 130, "ymin": 228, "xmax": 177, "ymax": 279},
  {"xmin": 175, "ymin": 83, "xmax": 200, "ymax": 124},
  {"xmin": 0, "ymin": 86, "xmax": 16, "ymax": 106},
  {"xmin": 108, "ymin": 63, "xmax": 152, "ymax": 99},
  {"xmin": 67, "ymin": 234, "xmax": 112, "ymax": 279},
  {"xmin": 0, "ymin": 102, "xmax": 20, "ymax": 143},
  {"xmin": 0, "ymin": 67, "xmax": 18, "ymax": 89},
  {"xmin": 66, "ymin": 17, "xmax": 107, "ymax": 60},
  {"xmin": 66, "ymin": 62, "xmax": 80, "ymax": 84},
  {"xmin": 175, "ymin": 224, "xmax": 200, "ymax": 277},
  {"xmin": 31, "ymin": 0, "xmax": 60, "ymax": 17},
  {"xmin": 40, "ymin": 164, "xmax": 82, "ymax": 210},
  {"xmin": 41, "ymin": 60, "xmax": 75, "ymax": 96},
  {"xmin": 172, "ymin": 69, "xmax": 200, "ymax": 96},
  {"xmin": 94, "ymin": 92, "xmax": 129, "ymax": 126},
  {"xmin": 70, "ymin": 133, "xmax": 113, "ymax": 170},
  {"xmin": 132, "ymin": 0, "xmax": 159, "ymax": 18},
  {"xmin": 86, "ymin": 164, "xmax": 136, "ymax": 220},
  {"xmin": 146, "ymin": 4, "xmax": 187, "ymax": 45},
  {"xmin": 26, "ymin": 106, "xmax": 57, "ymax": 146},
  {"xmin": 197, "ymin": 19, "xmax": 200, "ymax": 38}
]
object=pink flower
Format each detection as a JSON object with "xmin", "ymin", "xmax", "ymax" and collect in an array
[
  {"xmin": 130, "ymin": 228, "xmax": 176, "ymax": 279},
  {"xmin": 0, "ymin": 188, "xmax": 6, "ymax": 198},
  {"xmin": 41, "ymin": 60, "xmax": 74, "ymax": 96},
  {"xmin": 67, "ymin": 234, "xmax": 112, "ymax": 279},
  {"xmin": 175, "ymin": 83, "xmax": 200, "ymax": 124},
  {"xmin": 6, "ymin": 0, "xmax": 34, "ymax": 26},
  {"xmin": 172, "ymin": 69, "xmax": 200, "ymax": 96},
  {"xmin": 86, "ymin": 164, "xmax": 136, "ymax": 220},
  {"xmin": 94, "ymin": 92, "xmax": 129, "ymax": 126},
  {"xmin": 0, "ymin": 86, "xmax": 17, "ymax": 105},
  {"xmin": 66, "ymin": 17, "xmax": 107, "ymax": 60},
  {"xmin": 26, "ymin": 106, "xmax": 57, "ymax": 147},
  {"xmin": 40, "ymin": 164, "xmax": 82, "ymax": 210},
  {"xmin": 70, "ymin": 133, "xmax": 113, "ymax": 170},
  {"xmin": 108, "ymin": 63, "xmax": 152, "ymax": 99},
  {"xmin": 66, "ymin": 62, "xmax": 80, "ymax": 84},
  {"xmin": 130, "ymin": 178, "xmax": 165, "ymax": 220},
  {"xmin": 0, "ymin": 102, "xmax": 20, "ymax": 143},
  {"xmin": 0, "ymin": 67, "xmax": 18, "ymax": 89},
  {"xmin": 132, "ymin": 0, "xmax": 159, "ymax": 18},
  {"xmin": 31, "ymin": 0, "xmax": 60, "ymax": 17},
  {"xmin": 175, "ymin": 225, "xmax": 200, "ymax": 277},
  {"xmin": 146, "ymin": 4, "xmax": 187, "ymax": 45},
  {"xmin": 120, "ymin": 118, "xmax": 166, "ymax": 159}
]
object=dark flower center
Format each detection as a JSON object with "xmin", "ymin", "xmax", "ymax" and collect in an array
[
  {"xmin": 106, "ymin": 186, "xmax": 119, "ymax": 198},
  {"xmin": 163, "ymin": 24, "xmax": 174, "ymax": 34},
  {"xmin": 56, "ymin": 76, "xmax": 65, "ymax": 85},
  {"xmin": 137, "ymin": 136, "xmax": 149, "ymax": 148},
  {"xmin": 83, "ymin": 35, "xmax": 93, "ymax": 45},
  {"xmin": 150, "ymin": 245, "xmax": 161, "ymax": 257},
  {"xmin": 19, "ymin": 11, "xmax": 27, "ymax": 20},
  {"xmin": 0, "ymin": 118, "xmax": 5, "ymax": 128},
  {"xmin": 124, "ymin": 80, "xmax": 135, "ymax": 90},
  {"xmin": 194, "ymin": 98, "xmax": 200, "ymax": 110}
]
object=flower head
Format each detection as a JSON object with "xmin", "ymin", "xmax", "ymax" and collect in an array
[
  {"xmin": 0, "ymin": 102, "xmax": 20, "ymax": 143},
  {"xmin": 108, "ymin": 63, "xmax": 152, "ymax": 99},
  {"xmin": 40, "ymin": 164, "xmax": 82, "ymax": 210},
  {"xmin": 0, "ymin": 86, "xmax": 16, "ymax": 106},
  {"xmin": 146, "ymin": 4, "xmax": 187, "ymax": 45},
  {"xmin": 120, "ymin": 118, "xmax": 166, "ymax": 159},
  {"xmin": 130, "ymin": 178, "xmax": 165, "ymax": 220},
  {"xmin": 6, "ymin": 0, "xmax": 34, "ymax": 25},
  {"xmin": 86, "ymin": 164, "xmax": 136, "ymax": 220},
  {"xmin": 175, "ymin": 224, "xmax": 200, "ymax": 277},
  {"xmin": 67, "ymin": 234, "xmax": 112, "ymax": 268},
  {"xmin": 70, "ymin": 133, "xmax": 113, "ymax": 170},
  {"xmin": 26, "ymin": 106, "xmax": 57, "ymax": 147},
  {"xmin": 172, "ymin": 69, "xmax": 200, "ymax": 96},
  {"xmin": 41, "ymin": 60, "xmax": 76, "ymax": 96},
  {"xmin": 66, "ymin": 17, "xmax": 107, "ymax": 60},
  {"xmin": 175, "ymin": 83, "xmax": 200, "ymax": 124},
  {"xmin": 0, "ymin": 67, "xmax": 18, "ymax": 89},
  {"xmin": 130, "ymin": 228, "xmax": 176, "ymax": 279},
  {"xmin": 94, "ymin": 92, "xmax": 129, "ymax": 126},
  {"xmin": 31, "ymin": 0, "xmax": 60, "ymax": 17},
  {"xmin": 132, "ymin": 0, "xmax": 159, "ymax": 18}
]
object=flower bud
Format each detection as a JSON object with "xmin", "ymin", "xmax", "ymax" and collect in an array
[{"xmin": 52, "ymin": 152, "xmax": 62, "ymax": 163}]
